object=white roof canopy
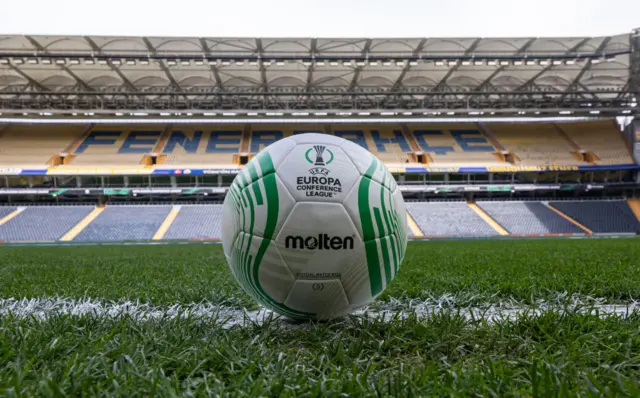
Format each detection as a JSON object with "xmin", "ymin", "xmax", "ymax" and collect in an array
[{"xmin": 0, "ymin": 33, "xmax": 636, "ymax": 118}]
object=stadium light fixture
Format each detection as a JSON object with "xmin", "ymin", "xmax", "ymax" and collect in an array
[
  {"xmin": 84, "ymin": 59, "xmax": 94, "ymax": 65},
  {"xmin": 302, "ymin": 61, "xmax": 312, "ymax": 66},
  {"xmin": 499, "ymin": 60, "xmax": 510, "ymax": 66},
  {"xmin": 356, "ymin": 61, "xmax": 366, "ymax": 66},
  {"xmin": 329, "ymin": 61, "xmax": 339, "ymax": 66},
  {"xmin": 513, "ymin": 60, "xmax": 523, "ymax": 66},
  {"xmin": 194, "ymin": 60, "xmax": 204, "ymax": 66},
  {"xmin": 395, "ymin": 61, "xmax": 404, "ymax": 67},
  {"xmin": 382, "ymin": 61, "xmax": 391, "ymax": 66},
  {"xmin": 461, "ymin": 61, "xmax": 471, "ymax": 66},
  {"xmin": 566, "ymin": 60, "xmax": 576, "ymax": 65},
  {"xmin": 369, "ymin": 61, "xmax": 379, "ymax": 66},
  {"xmin": 0, "ymin": 59, "xmax": 8, "ymax": 64},
  {"xmin": 13, "ymin": 58, "xmax": 24, "ymax": 64},
  {"xmin": 539, "ymin": 60, "xmax": 550, "ymax": 66},
  {"xmin": 276, "ymin": 61, "xmax": 285, "ymax": 66},
  {"xmin": 552, "ymin": 60, "xmax": 563, "ymax": 65},
  {"xmin": 236, "ymin": 61, "xmax": 245, "ymax": 66},
  {"xmin": 316, "ymin": 61, "xmax": 325, "ymax": 66},
  {"xmin": 69, "ymin": 59, "xmax": 80, "ymax": 65},
  {"xmin": 473, "ymin": 60, "xmax": 484, "ymax": 66},
  {"xmin": 27, "ymin": 59, "xmax": 38, "ymax": 64},
  {"xmin": 343, "ymin": 60, "xmax": 353, "ymax": 66},
  {"xmin": 181, "ymin": 60, "xmax": 190, "ymax": 66},
  {"xmin": 591, "ymin": 58, "xmax": 600, "ymax": 64},
  {"xmin": 112, "ymin": 59, "xmax": 121, "ymax": 65},
  {"xmin": 435, "ymin": 61, "xmax": 445, "ymax": 66},
  {"xmin": 409, "ymin": 61, "xmax": 418, "ymax": 66},
  {"xmin": 487, "ymin": 60, "xmax": 497, "ymax": 66},
  {"xmin": 249, "ymin": 60, "xmax": 259, "ymax": 66},
  {"xmin": 55, "ymin": 59, "xmax": 66, "ymax": 65},
  {"xmin": 525, "ymin": 60, "xmax": 537, "ymax": 66},
  {"xmin": 167, "ymin": 60, "xmax": 177, "ymax": 66},
  {"xmin": 222, "ymin": 60, "xmax": 231, "ymax": 66}
]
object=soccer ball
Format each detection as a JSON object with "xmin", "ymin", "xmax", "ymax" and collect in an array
[{"xmin": 221, "ymin": 133, "xmax": 408, "ymax": 320}]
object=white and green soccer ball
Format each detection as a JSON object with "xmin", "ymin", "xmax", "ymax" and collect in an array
[{"xmin": 221, "ymin": 133, "xmax": 408, "ymax": 320}]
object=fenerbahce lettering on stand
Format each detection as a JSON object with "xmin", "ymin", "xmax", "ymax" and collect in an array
[{"xmin": 221, "ymin": 133, "xmax": 408, "ymax": 321}]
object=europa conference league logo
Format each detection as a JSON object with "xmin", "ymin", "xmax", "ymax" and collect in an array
[
  {"xmin": 296, "ymin": 145, "xmax": 342, "ymax": 198},
  {"xmin": 305, "ymin": 145, "xmax": 334, "ymax": 176}
]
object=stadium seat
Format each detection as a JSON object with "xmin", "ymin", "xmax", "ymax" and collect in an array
[
  {"xmin": 0, "ymin": 206, "xmax": 16, "ymax": 220},
  {"xmin": 405, "ymin": 202, "xmax": 497, "ymax": 236},
  {"xmin": 68, "ymin": 125, "xmax": 164, "ymax": 167},
  {"xmin": 556, "ymin": 121, "xmax": 634, "ymax": 165},
  {"xmin": 486, "ymin": 123, "xmax": 578, "ymax": 166},
  {"xmin": 0, "ymin": 206, "xmax": 94, "ymax": 242},
  {"xmin": 549, "ymin": 201, "xmax": 640, "ymax": 233},
  {"xmin": 408, "ymin": 123, "xmax": 504, "ymax": 167},
  {"xmin": 74, "ymin": 205, "xmax": 173, "ymax": 241},
  {"xmin": 477, "ymin": 201, "xmax": 584, "ymax": 234},
  {"xmin": 162, "ymin": 126, "xmax": 243, "ymax": 167},
  {"xmin": 163, "ymin": 205, "xmax": 223, "ymax": 240},
  {"xmin": 0, "ymin": 124, "xmax": 86, "ymax": 167},
  {"xmin": 333, "ymin": 124, "xmax": 412, "ymax": 165}
]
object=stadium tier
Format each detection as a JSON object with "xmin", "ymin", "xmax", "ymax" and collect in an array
[
  {"xmin": 0, "ymin": 120, "xmax": 635, "ymax": 173},
  {"xmin": 1, "ymin": 200, "xmax": 638, "ymax": 243}
]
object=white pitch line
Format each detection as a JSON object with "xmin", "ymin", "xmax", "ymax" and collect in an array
[{"xmin": 0, "ymin": 296, "xmax": 638, "ymax": 327}]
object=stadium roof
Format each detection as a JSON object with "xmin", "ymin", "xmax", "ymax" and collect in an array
[{"xmin": 0, "ymin": 31, "xmax": 638, "ymax": 119}]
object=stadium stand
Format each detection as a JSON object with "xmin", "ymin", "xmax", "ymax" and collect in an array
[
  {"xmin": 477, "ymin": 201, "xmax": 585, "ymax": 235},
  {"xmin": 161, "ymin": 126, "xmax": 242, "ymax": 168},
  {"xmin": 2, "ymin": 121, "xmax": 635, "ymax": 170},
  {"xmin": 405, "ymin": 202, "xmax": 498, "ymax": 237},
  {"xmin": 555, "ymin": 120, "xmax": 634, "ymax": 165},
  {"xmin": 74, "ymin": 205, "xmax": 172, "ymax": 241},
  {"xmin": 163, "ymin": 205, "xmax": 223, "ymax": 240},
  {"xmin": 333, "ymin": 124, "xmax": 412, "ymax": 165},
  {"xmin": 407, "ymin": 123, "xmax": 504, "ymax": 167},
  {"xmin": 548, "ymin": 201, "xmax": 640, "ymax": 234},
  {"xmin": 0, "ymin": 206, "xmax": 94, "ymax": 242},
  {"xmin": 485, "ymin": 123, "xmax": 578, "ymax": 166},
  {"xmin": 65, "ymin": 125, "xmax": 164, "ymax": 167},
  {"xmin": 0, "ymin": 207, "xmax": 16, "ymax": 221},
  {"xmin": 0, "ymin": 124, "xmax": 86, "ymax": 167}
]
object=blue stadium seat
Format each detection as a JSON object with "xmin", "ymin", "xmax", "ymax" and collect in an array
[
  {"xmin": 0, "ymin": 206, "xmax": 93, "ymax": 242},
  {"xmin": 74, "ymin": 205, "xmax": 172, "ymax": 242},
  {"xmin": 164, "ymin": 205, "xmax": 223, "ymax": 240},
  {"xmin": 549, "ymin": 201, "xmax": 640, "ymax": 233},
  {"xmin": 405, "ymin": 202, "xmax": 497, "ymax": 236},
  {"xmin": 478, "ymin": 201, "xmax": 584, "ymax": 234}
]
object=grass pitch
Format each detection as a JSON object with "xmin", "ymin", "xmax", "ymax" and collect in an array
[{"xmin": 1, "ymin": 239, "xmax": 640, "ymax": 395}]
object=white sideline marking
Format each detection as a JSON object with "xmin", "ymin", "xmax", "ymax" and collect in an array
[{"xmin": 0, "ymin": 296, "xmax": 638, "ymax": 327}]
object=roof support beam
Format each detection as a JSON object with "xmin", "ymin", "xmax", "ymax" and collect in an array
[
  {"xmin": 84, "ymin": 37, "xmax": 138, "ymax": 91},
  {"xmin": 432, "ymin": 38, "xmax": 482, "ymax": 92},
  {"xmin": 474, "ymin": 38, "xmax": 536, "ymax": 92},
  {"xmin": 199, "ymin": 38, "xmax": 224, "ymax": 89},
  {"xmin": 6, "ymin": 64, "xmax": 49, "ymax": 92},
  {"xmin": 558, "ymin": 37, "xmax": 613, "ymax": 101},
  {"xmin": 141, "ymin": 38, "xmax": 182, "ymax": 92},
  {"xmin": 391, "ymin": 38, "xmax": 428, "ymax": 91},
  {"xmin": 349, "ymin": 39, "xmax": 372, "ymax": 91},
  {"xmin": 305, "ymin": 38, "xmax": 317, "ymax": 92},
  {"xmin": 25, "ymin": 35, "xmax": 91, "ymax": 91},
  {"xmin": 255, "ymin": 39, "xmax": 268, "ymax": 92},
  {"xmin": 514, "ymin": 38, "xmax": 592, "ymax": 91}
]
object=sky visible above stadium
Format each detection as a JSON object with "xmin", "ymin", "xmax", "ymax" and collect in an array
[{"xmin": 1, "ymin": 0, "xmax": 638, "ymax": 38}]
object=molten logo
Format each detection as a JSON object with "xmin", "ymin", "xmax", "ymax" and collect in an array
[{"xmin": 284, "ymin": 234, "xmax": 355, "ymax": 250}]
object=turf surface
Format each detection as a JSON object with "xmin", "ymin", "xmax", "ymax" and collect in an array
[{"xmin": 0, "ymin": 238, "xmax": 639, "ymax": 395}]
